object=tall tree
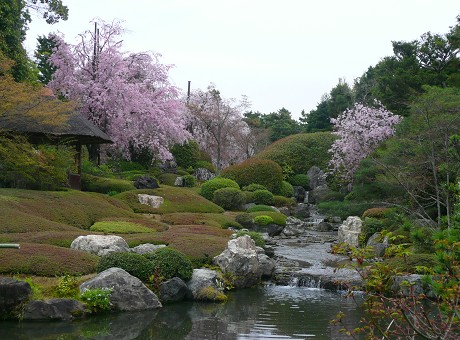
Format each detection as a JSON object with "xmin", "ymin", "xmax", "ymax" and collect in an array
[
  {"xmin": 49, "ymin": 20, "xmax": 189, "ymax": 162},
  {"xmin": 34, "ymin": 33, "xmax": 57, "ymax": 84},
  {"xmin": 186, "ymin": 84, "xmax": 249, "ymax": 171},
  {"xmin": 261, "ymin": 108, "xmax": 302, "ymax": 142}
]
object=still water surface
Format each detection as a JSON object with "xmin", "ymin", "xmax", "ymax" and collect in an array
[{"xmin": 0, "ymin": 285, "xmax": 362, "ymax": 339}]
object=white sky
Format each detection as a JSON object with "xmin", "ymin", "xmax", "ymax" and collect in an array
[{"xmin": 24, "ymin": 0, "xmax": 460, "ymax": 119}]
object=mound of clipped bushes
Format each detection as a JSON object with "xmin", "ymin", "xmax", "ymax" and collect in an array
[
  {"xmin": 97, "ymin": 252, "xmax": 153, "ymax": 282},
  {"xmin": 213, "ymin": 187, "xmax": 245, "ymax": 210},
  {"xmin": 220, "ymin": 159, "xmax": 283, "ymax": 193},
  {"xmin": 144, "ymin": 247, "xmax": 193, "ymax": 281},
  {"xmin": 279, "ymin": 181, "xmax": 294, "ymax": 198},
  {"xmin": 289, "ymin": 174, "xmax": 309, "ymax": 189},
  {"xmin": 199, "ymin": 177, "xmax": 240, "ymax": 200},
  {"xmin": 81, "ymin": 174, "xmax": 135, "ymax": 194},
  {"xmin": 255, "ymin": 132, "xmax": 335, "ymax": 174},
  {"xmin": 252, "ymin": 189, "xmax": 274, "ymax": 205}
]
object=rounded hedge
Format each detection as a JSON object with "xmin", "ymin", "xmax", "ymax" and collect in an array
[
  {"xmin": 182, "ymin": 175, "xmax": 196, "ymax": 187},
  {"xmin": 195, "ymin": 160, "xmax": 216, "ymax": 173},
  {"xmin": 289, "ymin": 174, "xmax": 309, "ymax": 189},
  {"xmin": 242, "ymin": 183, "xmax": 267, "ymax": 192},
  {"xmin": 254, "ymin": 215, "xmax": 274, "ymax": 226},
  {"xmin": 273, "ymin": 195, "xmax": 296, "ymax": 207},
  {"xmin": 97, "ymin": 252, "xmax": 153, "ymax": 282},
  {"xmin": 143, "ymin": 247, "xmax": 193, "ymax": 282},
  {"xmin": 246, "ymin": 205, "xmax": 276, "ymax": 213},
  {"xmin": 252, "ymin": 189, "xmax": 274, "ymax": 205},
  {"xmin": 235, "ymin": 213, "xmax": 254, "ymax": 228},
  {"xmin": 199, "ymin": 177, "xmax": 240, "ymax": 200},
  {"xmin": 170, "ymin": 140, "xmax": 201, "ymax": 169},
  {"xmin": 279, "ymin": 181, "xmax": 294, "ymax": 198},
  {"xmin": 212, "ymin": 187, "xmax": 245, "ymax": 210},
  {"xmin": 220, "ymin": 158, "xmax": 283, "ymax": 193},
  {"xmin": 255, "ymin": 132, "xmax": 336, "ymax": 174}
]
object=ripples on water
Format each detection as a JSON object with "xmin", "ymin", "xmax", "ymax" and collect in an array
[{"xmin": 0, "ymin": 285, "xmax": 363, "ymax": 340}]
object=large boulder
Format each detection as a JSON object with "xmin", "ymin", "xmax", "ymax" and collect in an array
[
  {"xmin": 293, "ymin": 186, "xmax": 306, "ymax": 203},
  {"xmin": 137, "ymin": 194, "xmax": 164, "ymax": 208},
  {"xmin": 213, "ymin": 235, "xmax": 262, "ymax": 288},
  {"xmin": 23, "ymin": 299, "xmax": 86, "ymax": 321},
  {"xmin": 366, "ymin": 232, "xmax": 389, "ymax": 257},
  {"xmin": 158, "ymin": 159, "xmax": 177, "ymax": 173},
  {"xmin": 186, "ymin": 268, "xmax": 222, "ymax": 300},
  {"xmin": 292, "ymin": 203, "xmax": 310, "ymax": 219},
  {"xmin": 282, "ymin": 216, "xmax": 308, "ymax": 237},
  {"xmin": 258, "ymin": 254, "xmax": 276, "ymax": 278},
  {"xmin": 71, "ymin": 235, "xmax": 130, "ymax": 257},
  {"xmin": 134, "ymin": 175, "xmax": 160, "ymax": 189},
  {"xmin": 159, "ymin": 277, "xmax": 189, "ymax": 303},
  {"xmin": 0, "ymin": 277, "xmax": 31, "ymax": 319},
  {"xmin": 307, "ymin": 166, "xmax": 326, "ymax": 190},
  {"xmin": 131, "ymin": 243, "xmax": 166, "ymax": 255},
  {"xmin": 194, "ymin": 168, "xmax": 215, "ymax": 181},
  {"xmin": 309, "ymin": 184, "xmax": 332, "ymax": 204},
  {"xmin": 266, "ymin": 223, "xmax": 285, "ymax": 237},
  {"xmin": 80, "ymin": 268, "xmax": 162, "ymax": 311},
  {"xmin": 337, "ymin": 216, "xmax": 363, "ymax": 247}
]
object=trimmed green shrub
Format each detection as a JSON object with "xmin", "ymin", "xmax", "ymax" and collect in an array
[
  {"xmin": 220, "ymin": 159, "xmax": 283, "ymax": 193},
  {"xmin": 362, "ymin": 207, "xmax": 391, "ymax": 219},
  {"xmin": 242, "ymin": 191, "xmax": 254, "ymax": 204},
  {"xmin": 143, "ymin": 247, "xmax": 193, "ymax": 281},
  {"xmin": 254, "ymin": 215, "xmax": 274, "ymax": 226},
  {"xmin": 177, "ymin": 169, "xmax": 190, "ymax": 176},
  {"xmin": 236, "ymin": 231, "xmax": 265, "ymax": 247},
  {"xmin": 81, "ymin": 174, "xmax": 135, "ymax": 194},
  {"xmin": 235, "ymin": 213, "xmax": 254, "ymax": 228},
  {"xmin": 199, "ymin": 177, "xmax": 240, "ymax": 200},
  {"xmin": 222, "ymin": 221, "xmax": 243, "ymax": 229},
  {"xmin": 158, "ymin": 173, "xmax": 178, "ymax": 186},
  {"xmin": 255, "ymin": 132, "xmax": 336, "ymax": 174},
  {"xmin": 242, "ymin": 183, "xmax": 267, "ymax": 192},
  {"xmin": 279, "ymin": 180, "xmax": 294, "ymax": 197},
  {"xmin": 288, "ymin": 174, "xmax": 309, "ymax": 189},
  {"xmin": 170, "ymin": 141, "xmax": 201, "ymax": 169},
  {"xmin": 361, "ymin": 217, "xmax": 387, "ymax": 245},
  {"xmin": 249, "ymin": 211, "xmax": 287, "ymax": 225},
  {"xmin": 252, "ymin": 190, "xmax": 274, "ymax": 205},
  {"xmin": 212, "ymin": 187, "xmax": 245, "ymax": 210},
  {"xmin": 246, "ymin": 205, "xmax": 276, "ymax": 213},
  {"xmin": 90, "ymin": 221, "xmax": 153, "ymax": 234},
  {"xmin": 182, "ymin": 175, "xmax": 196, "ymax": 187},
  {"xmin": 273, "ymin": 195, "xmax": 296, "ymax": 207},
  {"xmin": 97, "ymin": 252, "xmax": 153, "ymax": 282}
]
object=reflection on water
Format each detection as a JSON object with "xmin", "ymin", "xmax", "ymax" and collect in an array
[{"xmin": 0, "ymin": 285, "xmax": 362, "ymax": 339}]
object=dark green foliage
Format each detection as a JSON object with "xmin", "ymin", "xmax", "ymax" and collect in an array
[
  {"xmin": 195, "ymin": 160, "xmax": 216, "ymax": 173},
  {"xmin": 259, "ymin": 108, "xmax": 302, "ymax": 142},
  {"xmin": 251, "ymin": 190, "xmax": 274, "ymax": 205},
  {"xmin": 235, "ymin": 231, "xmax": 265, "ymax": 247},
  {"xmin": 410, "ymin": 227, "xmax": 435, "ymax": 253},
  {"xmin": 255, "ymin": 132, "xmax": 336, "ymax": 174},
  {"xmin": 242, "ymin": 183, "xmax": 267, "ymax": 192},
  {"xmin": 0, "ymin": 135, "xmax": 74, "ymax": 190},
  {"xmin": 222, "ymin": 221, "xmax": 243, "ymax": 229},
  {"xmin": 144, "ymin": 247, "xmax": 193, "ymax": 282},
  {"xmin": 288, "ymin": 174, "xmax": 309, "ymax": 189},
  {"xmin": 170, "ymin": 140, "xmax": 201, "ymax": 169},
  {"xmin": 199, "ymin": 177, "xmax": 240, "ymax": 200},
  {"xmin": 361, "ymin": 217, "xmax": 388, "ymax": 244},
  {"xmin": 97, "ymin": 252, "xmax": 153, "ymax": 282},
  {"xmin": 384, "ymin": 253, "xmax": 437, "ymax": 273},
  {"xmin": 249, "ymin": 211, "xmax": 286, "ymax": 225},
  {"xmin": 246, "ymin": 205, "xmax": 276, "ymax": 213},
  {"xmin": 278, "ymin": 180, "xmax": 294, "ymax": 197},
  {"xmin": 272, "ymin": 195, "xmax": 296, "ymax": 207},
  {"xmin": 81, "ymin": 174, "xmax": 135, "ymax": 194},
  {"xmin": 182, "ymin": 175, "xmax": 196, "ymax": 187},
  {"xmin": 235, "ymin": 213, "xmax": 254, "ymax": 228},
  {"xmin": 318, "ymin": 201, "xmax": 372, "ymax": 220},
  {"xmin": 220, "ymin": 158, "xmax": 283, "ymax": 193},
  {"xmin": 158, "ymin": 173, "xmax": 178, "ymax": 186},
  {"xmin": 35, "ymin": 34, "xmax": 57, "ymax": 84},
  {"xmin": 212, "ymin": 187, "xmax": 245, "ymax": 210},
  {"xmin": 254, "ymin": 215, "xmax": 274, "ymax": 226}
]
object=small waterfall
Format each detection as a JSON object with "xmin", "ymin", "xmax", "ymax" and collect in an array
[
  {"xmin": 288, "ymin": 277, "xmax": 299, "ymax": 287},
  {"xmin": 297, "ymin": 276, "xmax": 322, "ymax": 289},
  {"xmin": 304, "ymin": 191, "xmax": 309, "ymax": 204}
]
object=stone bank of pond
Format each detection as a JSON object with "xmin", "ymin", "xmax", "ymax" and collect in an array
[{"xmin": 0, "ymin": 285, "xmax": 363, "ymax": 339}]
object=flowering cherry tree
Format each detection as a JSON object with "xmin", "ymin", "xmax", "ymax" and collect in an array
[
  {"xmin": 329, "ymin": 103, "xmax": 402, "ymax": 182},
  {"xmin": 48, "ymin": 20, "xmax": 189, "ymax": 161}
]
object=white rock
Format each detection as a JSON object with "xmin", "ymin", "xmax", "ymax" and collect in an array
[
  {"xmin": 137, "ymin": 194, "xmax": 164, "ymax": 208},
  {"xmin": 70, "ymin": 235, "xmax": 129, "ymax": 257},
  {"xmin": 337, "ymin": 216, "xmax": 363, "ymax": 247}
]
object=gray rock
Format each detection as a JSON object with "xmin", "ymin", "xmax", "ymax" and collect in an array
[
  {"xmin": 392, "ymin": 274, "xmax": 433, "ymax": 297},
  {"xmin": 0, "ymin": 277, "xmax": 31, "ymax": 319},
  {"xmin": 277, "ymin": 207, "xmax": 291, "ymax": 216},
  {"xmin": 316, "ymin": 221, "xmax": 333, "ymax": 232},
  {"xmin": 337, "ymin": 216, "xmax": 363, "ymax": 247},
  {"xmin": 23, "ymin": 299, "xmax": 86, "ymax": 321},
  {"xmin": 307, "ymin": 166, "xmax": 326, "ymax": 190},
  {"xmin": 137, "ymin": 194, "xmax": 164, "ymax": 208},
  {"xmin": 131, "ymin": 243, "xmax": 166, "ymax": 254},
  {"xmin": 293, "ymin": 186, "xmax": 306, "ymax": 203},
  {"xmin": 282, "ymin": 216, "xmax": 308, "ymax": 236},
  {"xmin": 186, "ymin": 268, "xmax": 221, "ymax": 300},
  {"xmin": 134, "ymin": 175, "xmax": 159, "ymax": 189},
  {"xmin": 194, "ymin": 168, "xmax": 215, "ymax": 181},
  {"xmin": 158, "ymin": 159, "xmax": 178, "ymax": 173},
  {"xmin": 367, "ymin": 233, "xmax": 389, "ymax": 257},
  {"xmin": 266, "ymin": 223, "xmax": 284, "ymax": 237},
  {"xmin": 80, "ymin": 268, "xmax": 162, "ymax": 311},
  {"xmin": 292, "ymin": 203, "xmax": 310, "ymax": 219},
  {"xmin": 159, "ymin": 277, "xmax": 189, "ymax": 303},
  {"xmin": 309, "ymin": 184, "xmax": 331, "ymax": 204},
  {"xmin": 258, "ymin": 254, "xmax": 276, "ymax": 278},
  {"xmin": 71, "ymin": 235, "xmax": 130, "ymax": 257},
  {"xmin": 174, "ymin": 176, "xmax": 184, "ymax": 186},
  {"xmin": 213, "ymin": 235, "xmax": 262, "ymax": 288}
]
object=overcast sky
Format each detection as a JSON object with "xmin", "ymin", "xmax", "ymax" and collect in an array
[{"xmin": 24, "ymin": 0, "xmax": 459, "ymax": 119}]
